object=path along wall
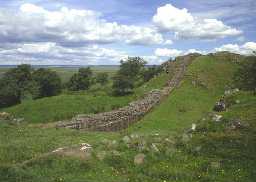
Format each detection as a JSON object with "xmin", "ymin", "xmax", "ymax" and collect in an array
[{"xmin": 56, "ymin": 54, "xmax": 200, "ymax": 131}]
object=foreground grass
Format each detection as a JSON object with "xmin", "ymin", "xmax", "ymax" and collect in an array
[{"xmin": 1, "ymin": 91, "xmax": 255, "ymax": 182}]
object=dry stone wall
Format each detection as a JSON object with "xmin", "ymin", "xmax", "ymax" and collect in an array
[{"xmin": 56, "ymin": 53, "xmax": 200, "ymax": 131}]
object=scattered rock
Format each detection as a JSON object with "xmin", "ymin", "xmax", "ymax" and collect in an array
[
  {"xmin": 213, "ymin": 99, "xmax": 226, "ymax": 112},
  {"xmin": 191, "ymin": 123, "xmax": 197, "ymax": 131},
  {"xmin": 0, "ymin": 112, "xmax": 11, "ymax": 120},
  {"xmin": 134, "ymin": 153, "xmax": 146, "ymax": 165},
  {"xmin": 224, "ymin": 88, "xmax": 239, "ymax": 96},
  {"xmin": 228, "ymin": 119, "xmax": 249, "ymax": 130},
  {"xmin": 80, "ymin": 143, "xmax": 92, "ymax": 151},
  {"xmin": 151, "ymin": 143, "xmax": 160, "ymax": 153},
  {"xmin": 52, "ymin": 147, "xmax": 64, "ymax": 153},
  {"xmin": 212, "ymin": 114, "xmax": 223, "ymax": 122}
]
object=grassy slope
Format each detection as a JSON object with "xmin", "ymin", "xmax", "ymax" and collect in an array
[
  {"xmin": 129, "ymin": 55, "xmax": 237, "ymax": 134},
  {"xmin": 2, "ymin": 72, "xmax": 168, "ymax": 123},
  {"xmin": 2, "ymin": 54, "xmax": 255, "ymax": 182}
]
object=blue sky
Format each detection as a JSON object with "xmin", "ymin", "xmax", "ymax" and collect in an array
[{"xmin": 0, "ymin": 0, "xmax": 255, "ymax": 65}]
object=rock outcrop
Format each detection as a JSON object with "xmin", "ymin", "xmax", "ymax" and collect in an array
[{"xmin": 56, "ymin": 53, "xmax": 200, "ymax": 131}]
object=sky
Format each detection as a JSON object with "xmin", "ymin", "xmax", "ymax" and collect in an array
[{"xmin": 0, "ymin": 0, "xmax": 255, "ymax": 65}]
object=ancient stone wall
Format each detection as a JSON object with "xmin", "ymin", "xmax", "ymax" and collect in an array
[{"xmin": 56, "ymin": 53, "xmax": 200, "ymax": 131}]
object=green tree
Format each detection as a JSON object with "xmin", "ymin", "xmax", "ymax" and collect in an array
[
  {"xmin": 142, "ymin": 66, "xmax": 162, "ymax": 82},
  {"xmin": 33, "ymin": 68, "xmax": 62, "ymax": 98},
  {"xmin": 96, "ymin": 72, "xmax": 109, "ymax": 85},
  {"xmin": 112, "ymin": 73, "xmax": 134, "ymax": 96},
  {"xmin": 234, "ymin": 55, "xmax": 256, "ymax": 91},
  {"xmin": 119, "ymin": 57, "xmax": 146, "ymax": 82},
  {"xmin": 67, "ymin": 67, "xmax": 93, "ymax": 91},
  {"xmin": 0, "ymin": 64, "xmax": 39, "ymax": 107},
  {"xmin": 112, "ymin": 57, "xmax": 146, "ymax": 95}
]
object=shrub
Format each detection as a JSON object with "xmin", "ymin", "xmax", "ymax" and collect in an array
[
  {"xmin": 67, "ymin": 67, "xmax": 93, "ymax": 91},
  {"xmin": 33, "ymin": 68, "xmax": 62, "ymax": 98},
  {"xmin": 0, "ymin": 65, "xmax": 39, "ymax": 107}
]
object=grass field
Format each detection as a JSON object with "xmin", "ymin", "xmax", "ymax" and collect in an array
[{"xmin": 1, "ymin": 54, "xmax": 255, "ymax": 182}]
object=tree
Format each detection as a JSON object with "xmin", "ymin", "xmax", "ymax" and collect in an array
[
  {"xmin": 142, "ymin": 66, "xmax": 162, "ymax": 82},
  {"xmin": 67, "ymin": 67, "xmax": 93, "ymax": 91},
  {"xmin": 33, "ymin": 68, "xmax": 62, "ymax": 98},
  {"xmin": 112, "ymin": 57, "xmax": 146, "ymax": 95},
  {"xmin": 233, "ymin": 55, "xmax": 256, "ymax": 91},
  {"xmin": 0, "ymin": 64, "xmax": 39, "ymax": 107},
  {"xmin": 112, "ymin": 73, "xmax": 134, "ymax": 95},
  {"xmin": 119, "ymin": 57, "xmax": 146, "ymax": 82},
  {"xmin": 96, "ymin": 72, "xmax": 109, "ymax": 85}
]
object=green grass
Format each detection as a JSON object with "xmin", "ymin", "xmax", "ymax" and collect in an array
[
  {"xmin": 128, "ymin": 55, "xmax": 237, "ymax": 134},
  {"xmin": 2, "ymin": 54, "xmax": 255, "ymax": 182}
]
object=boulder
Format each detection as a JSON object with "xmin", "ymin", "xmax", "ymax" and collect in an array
[{"xmin": 213, "ymin": 100, "xmax": 226, "ymax": 112}]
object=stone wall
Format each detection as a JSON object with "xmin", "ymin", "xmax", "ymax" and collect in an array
[{"xmin": 56, "ymin": 53, "xmax": 200, "ymax": 131}]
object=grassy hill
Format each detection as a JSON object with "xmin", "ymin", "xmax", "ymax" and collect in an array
[{"xmin": 1, "ymin": 53, "xmax": 255, "ymax": 182}]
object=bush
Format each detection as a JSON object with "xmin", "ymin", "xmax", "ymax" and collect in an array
[
  {"xmin": 142, "ymin": 66, "xmax": 162, "ymax": 82},
  {"xmin": 0, "ymin": 65, "xmax": 39, "ymax": 108},
  {"xmin": 33, "ymin": 68, "xmax": 62, "ymax": 98},
  {"xmin": 67, "ymin": 67, "xmax": 93, "ymax": 91}
]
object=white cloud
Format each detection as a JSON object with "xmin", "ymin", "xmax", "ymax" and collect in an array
[
  {"xmin": 152, "ymin": 4, "xmax": 242, "ymax": 39},
  {"xmin": 214, "ymin": 42, "xmax": 256, "ymax": 55},
  {"xmin": 164, "ymin": 40, "xmax": 173, "ymax": 45},
  {"xmin": 0, "ymin": 42, "xmax": 128, "ymax": 65},
  {"xmin": 154, "ymin": 48, "xmax": 183, "ymax": 57},
  {"xmin": 0, "ymin": 3, "xmax": 164, "ymax": 46}
]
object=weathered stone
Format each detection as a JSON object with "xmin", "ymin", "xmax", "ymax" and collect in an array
[
  {"xmin": 212, "ymin": 114, "xmax": 222, "ymax": 122},
  {"xmin": 134, "ymin": 153, "xmax": 146, "ymax": 165},
  {"xmin": 151, "ymin": 143, "xmax": 160, "ymax": 153}
]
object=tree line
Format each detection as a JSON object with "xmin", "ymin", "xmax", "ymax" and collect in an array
[{"xmin": 0, "ymin": 57, "xmax": 163, "ymax": 108}]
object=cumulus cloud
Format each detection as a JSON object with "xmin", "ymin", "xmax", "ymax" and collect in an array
[
  {"xmin": 0, "ymin": 42, "xmax": 128, "ymax": 65},
  {"xmin": 0, "ymin": 3, "xmax": 164, "ymax": 46},
  {"xmin": 154, "ymin": 48, "xmax": 183, "ymax": 57},
  {"xmin": 152, "ymin": 4, "xmax": 242, "ymax": 39},
  {"xmin": 214, "ymin": 42, "xmax": 256, "ymax": 55}
]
